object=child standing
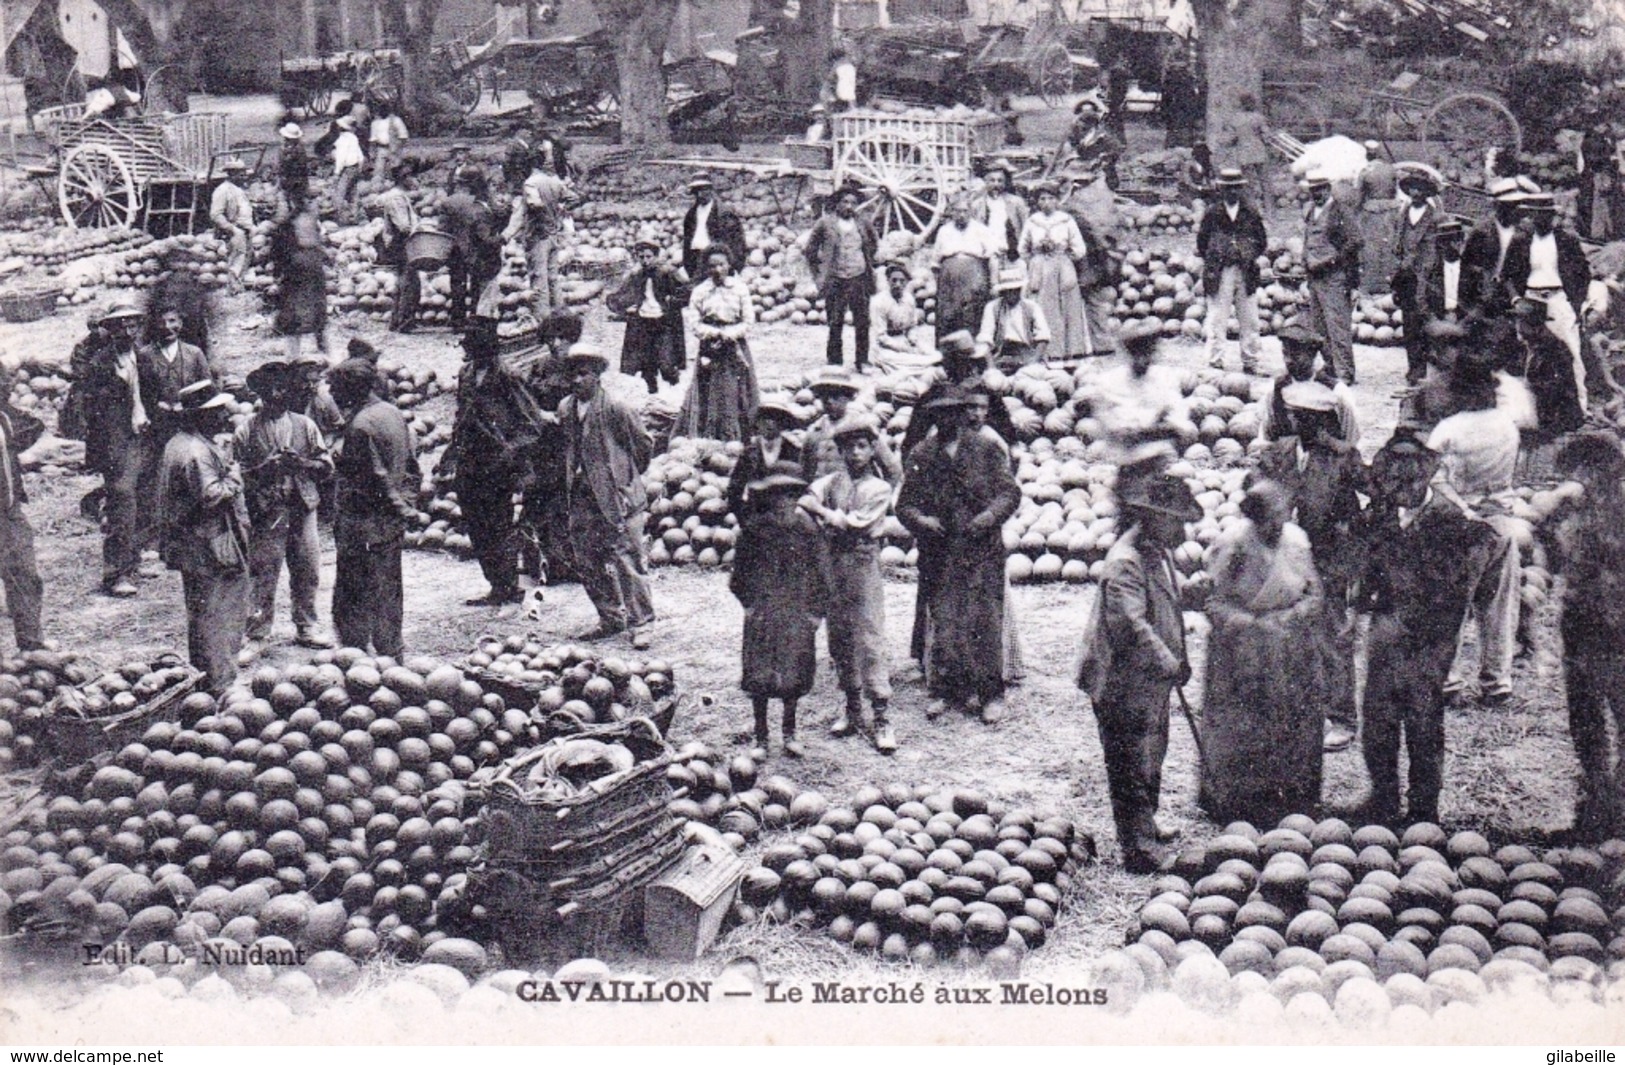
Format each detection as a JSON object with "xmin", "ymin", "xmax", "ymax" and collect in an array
[
  {"xmin": 803, "ymin": 414, "xmax": 896, "ymax": 754},
  {"xmin": 729, "ymin": 463, "xmax": 828, "ymax": 759}
]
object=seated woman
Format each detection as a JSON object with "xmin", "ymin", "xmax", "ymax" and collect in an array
[{"xmin": 869, "ymin": 263, "xmax": 938, "ymax": 377}]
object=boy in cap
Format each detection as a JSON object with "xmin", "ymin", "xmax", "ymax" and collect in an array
[
  {"xmin": 726, "ymin": 397, "xmax": 804, "ymax": 519},
  {"xmin": 897, "ymin": 385, "xmax": 1022, "ymax": 724},
  {"xmin": 157, "ymin": 380, "xmax": 251, "ymax": 696},
  {"xmin": 1300, "ymin": 173, "xmax": 1362, "ymax": 384},
  {"xmin": 607, "ymin": 238, "xmax": 687, "ymax": 393},
  {"xmin": 1353, "ymin": 431, "xmax": 1504, "ymax": 823},
  {"xmin": 1196, "ymin": 168, "xmax": 1267, "ymax": 373},
  {"xmin": 558, "ymin": 343, "xmax": 656, "ymax": 649},
  {"xmin": 729, "ymin": 463, "xmax": 826, "ymax": 759},
  {"xmin": 235, "ymin": 361, "xmax": 333, "ymax": 663},
  {"xmin": 804, "ymin": 414, "xmax": 896, "ymax": 753},
  {"xmin": 1393, "ymin": 169, "xmax": 1443, "ymax": 386},
  {"xmin": 329, "ymin": 358, "xmax": 423, "ymax": 657},
  {"xmin": 803, "ymin": 368, "xmax": 901, "ymax": 483},
  {"xmin": 1077, "ymin": 472, "xmax": 1199, "ymax": 873}
]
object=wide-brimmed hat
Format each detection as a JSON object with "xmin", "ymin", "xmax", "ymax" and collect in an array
[
  {"xmin": 937, "ymin": 330, "xmax": 978, "ymax": 357},
  {"xmin": 279, "ymin": 123, "xmax": 303, "ymax": 140},
  {"xmin": 984, "ymin": 157, "xmax": 1014, "ymax": 178},
  {"xmin": 1276, "ymin": 322, "xmax": 1324, "ymax": 350},
  {"xmin": 1121, "ymin": 319, "xmax": 1162, "ymax": 355},
  {"xmin": 1488, "ymin": 177, "xmax": 1524, "ymax": 202},
  {"xmin": 219, "ymin": 158, "xmax": 249, "ymax": 174},
  {"xmin": 1214, "ymin": 168, "xmax": 1248, "ymax": 187},
  {"xmin": 1119, "ymin": 475, "xmax": 1202, "ymax": 523},
  {"xmin": 1280, "ymin": 379, "xmax": 1339, "ymax": 413},
  {"xmin": 809, "ymin": 368, "xmax": 860, "ymax": 396},
  {"xmin": 884, "ymin": 261, "xmax": 911, "ymax": 280},
  {"xmin": 831, "ymin": 412, "xmax": 879, "ymax": 441},
  {"xmin": 994, "ymin": 268, "xmax": 1027, "ymax": 293},
  {"xmin": 563, "ymin": 342, "xmax": 609, "ymax": 372},
  {"xmin": 246, "ymin": 360, "xmax": 293, "ymax": 397},
  {"xmin": 98, "ymin": 299, "xmax": 143, "ymax": 324},
  {"xmin": 1304, "ymin": 173, "xmax": 1332, "ymax": 189},
  {"xmin": 1397, "ymin": 167, "xmax": 1441, "ymax": 194},
  {"xmin": 925, "ymin": 384, "xmax": 978, "ymax": 410},
  {"xmin": 747, "ymin": 461, "xmax": 807, "ymax": 495},
  {"xmin": 755, "ymin": 397, "xmax": 802, "ymax": 425},
  {"xmin": 175, "ymin": 379, "xmax": 236, "ymax": 415},
  {"xmin": 687, "ymin": 175, "xmax": 714, "ymax": 192},
  {"xmin": 1436, "ymin": 216, "xmax": 1466, "ymax": 237},
  {"xmin": 1521, "ymin": 191, "xmax": 1557, "ymax": 211}
]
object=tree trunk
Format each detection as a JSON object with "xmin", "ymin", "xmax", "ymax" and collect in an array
[
  {"xmin": 378, "ymin": 0, "xmax": 443, "ymax": 127},
  {"xmin": 1193, "ymin": 0, "xmax": 1299, "ymax": 150},
  {"xmin": 98, "ymin": 0, "xmax": 192, "ymax": 110},
  {"xmin": 594, "ymin": 0, "xmax": 680, "ymax": 147}
]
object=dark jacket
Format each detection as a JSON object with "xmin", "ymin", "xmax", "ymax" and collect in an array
[
  {"xmin": 141, "ymin": 341, "xmax": 221, "ymax": 434},
  {"xmin": 681, "ymin": 201, "xmax": 748, "ymax": 278},
  {"xmin": 1302, "ymin": 197, "xmax": 1361, "ymax": 286},
  {"xmin": 71, "ymin": 336, "xmax": 163, "ymax": 474},
  {"xmin": 441, "ymin": 191, "xmax": 503, "ymax": 277},
  {"xmin": 1459, "ymin": 219, "xmax": 1516, "ymax": 314},
  {"xmin": 1391, "ymin": 202, "xmax": 1439, "ymax": 306},
  {"xmin": 335, "ymin": 398, "xmax": 420, "ymax": 549},
  {"xmin": 801, "ymin": 213, "xmax": 879, "ymax": 297},
  {"xmin": 279, "ymin": 143, "xmax": 311, "ymax": 202},
  {"xmin": 1196, "ymin": 201, "xmax": 1267, "ymax": 296},
  {"xmin": 896, "ymin": 427, "xmax": 1021, "ymax": 562},
  {"xmin": 1354, "ymin": 493, "xmax": 1499, "ymax": 643},
  {"xmin": 1077, "ymin": 525, "xmax": 1185, "ymax": 703},
  {"xmin": 0, "ymin": 401, "xmax": 43, "ymax": 511},
  {"xmin": 448, "ymin": 358, "xmax": 549, "ymax": 486},
  {"xmin": 1501, "ymin": 227, "xmax": 1591, "ymax": 313},
  {"xmin": 157, "ymin": 430, "xmax": 250, "ymax": 574},
  {"xmin": 558, "ymin": 387, "xmax": 652, "ymax": 527}
]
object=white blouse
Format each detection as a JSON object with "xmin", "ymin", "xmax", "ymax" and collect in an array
[{"xmin": 1019, "ymin": 210, "xmax": 1086, "ymax": 260}]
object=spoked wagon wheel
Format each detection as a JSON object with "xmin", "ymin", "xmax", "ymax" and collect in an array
[
  {"xmin": 1422, "ymin": 91, "xmax": 1522, "ymax": 176},
  {"xmin": 308, "ymin": 85, "xmax": 334, "ymax": 116},
  {"xmin": 836, "ymin": 131, "xmax": 948, "ymax": 238},
  {"xmin": 449, "ymin": 67, "xmax": 483, "ymax": 115},
  {"xmin": 1035, "ymin": 44, "xmax": 1073, "ymax": 108},
  {"xmin": 59, "ymin": 144, "xmax": 139, "ymax": 229}
]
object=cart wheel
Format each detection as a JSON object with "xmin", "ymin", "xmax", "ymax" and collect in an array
[
  {"xmin": 450, "ymin": 68, "xmax": 483, "ymax": 115},
  {"xmin": 59, "ymin": 143, "xmax": 139, "ymax": 229},
  {"xmin": 836, "ymin": 131, "xmax": 948, "ymax": 238},
  {"xmin": 309, "ymin": 86, "xmax": 334, "ymax": 116},
  {"xmin": 1422, "ymin": 91, "xmax": 1522, "ymax": 176},
  {"xmin": 1036, "ymin": 45, "xmax": 1073, "ymax": 108},
  {"xmin": 1264, "ymin": 89, "xmax": 1329, "ymax": 142}
]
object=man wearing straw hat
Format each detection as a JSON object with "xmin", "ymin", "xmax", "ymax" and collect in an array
[
  {"xmin": 1300, "ymin": 172, "xmax": 1362, "ymax": 385},
  {"xmin": 1392, "ymin": 167, "xmax": 1443, "ymax": 387},
  {"xmin": 277, "ymin": 122, "xmax": 310, "ymax": 211},
  {"xmin": 209, "ymin": 159, "xmax": 254, "ymax": 292},
  {"xmin": 1459, "ymin": 176, "xmax": 1535, "ymax": 317},
  {"xmin": 1077, "ymin": 471, "xmax": 1199, "ymax": 873},
  {"xmin": 1353, "ymin": 430, "xmax": 1504, "ymax": 825},
  {"xmin": 1196, "ymin": 167, "xmax": 1267, "ymax": 374},
  {"xmin": 680, "ymin": 175, "xmax": 746, "ymax": 282},
  {"xmin": 558, "ymin": 342, "xmax": 656, "ymax": 649},
  {"xmin": 157, "ymin": 379, "xmax": 251, "ymax": 696},
  {"xmin": 975, "ymin": 267, "xmax": 1049, "ymax": 370}
]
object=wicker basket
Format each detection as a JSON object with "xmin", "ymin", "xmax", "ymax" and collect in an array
[
  {"xmin": 0, "ymin": 289, "xmax": 62, "ymax": 324},
  {"xmin": 43, "ymin": 664, "xmax": 205, "ymax": 765}
]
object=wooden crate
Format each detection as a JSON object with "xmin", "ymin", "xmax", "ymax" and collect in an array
[
  {"xmin": 833, "ymin": 108, "xmax": 1004, "ymax": 181},
  {"xmin": 643, "ymin": 844, "xmax": 745, "ymax": 960}
]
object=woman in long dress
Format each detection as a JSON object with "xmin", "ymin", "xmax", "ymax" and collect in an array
[
  {"xmin": 932, "ymin": 196, "xmax": 996, "ymax": 343},
  {"xmin": 678, "ymin": 248, "xmax": 759, "ymax": 442},
  {"xmin": 1018, "ymin": 184, "xmax": 1089, "ymax": 359},
  {"xmin": 272, "ymin": 194, "xmax": 329, "ymax": 359},
  {"xmin": 1199, "ymin": 481, "xmax": 1334, "ymax": 824}
]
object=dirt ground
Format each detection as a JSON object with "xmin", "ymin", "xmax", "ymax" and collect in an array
[{"xmin": 0, "ymin": 99, "xmax": 1589, "ymax": 986}]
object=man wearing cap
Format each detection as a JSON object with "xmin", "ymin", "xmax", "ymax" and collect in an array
[
  {"xmin": 975, "ymin": 267, "xmax": 1050, "ymax": 370},
  {"xmin": 447, "ymin": 318, "xmax": 548, "ymax": 608},
  {"xmin": 897, "ymin": 385, "xmax": 1022, "ymax": 724},
  {"xmin": 330, "ymin": 358, "xmax": 422, "ymax": 657},
  {"xmin": 1424, "ymin": 215, "xmax": 1467, "ymax": 326},
  {"xmin": 680, "ymin": 176, "xmax": 746, "ymax": 282},
  {"xmin": 74, "ymin": 301, "xmax": 162, "ymax": 597},
  {"xmin": 607, "ymin": 239, "xmax": 688, "ymax": 393},
  {"xmin": 209, "ymin": 160, "xmax": 254, "ymax": 291},
  {"xmin": 0, "ymin": 369, "xmax": 46, "ymax": 652},
  {"xmin": 235, "ymin": 361, "xmax": 333, "ymax": 662},
  {"xmin": 1196, "ymin": 168, "xmax": 1267, "ymax": 373},
  {"xmin": 804, "ymin": 413, "xmax": 896, "ymax": 753},
  {"xmin": 972, "ymin": 161, "xmax": 1029, "ymax": 268},
  {"xmin": 1392, "ymin": 169, "xmax": 1443, "ymax": 387},
  {"xmin": 277, "ymin": 123, "xmax": 310, "ymax": 212},
  {"xmin": 558, "ymin": 343, "xmax": 656, "ymax": 648},
  {"xmin": 1459, "ymin": 177, "xmax": 1530, "ymax": 316},
  {"xmin": 502, "ymin": 146, "xmax": 575, "ymax": 321},
  {"xmin": 799, "ymin": 186, "xmax": 879, "ymax": 369},
  {"xmin": 157, "ymin": 380, "xmax": 251, "ymax": 696},
  {"xmin": 803, "ymin": 368, "xmax": 901, "ymax": 483},
  {"xmin": 329, "ymin": 111, "xmax": 366, "ymax": 223},
  {"xmin": 1077, "ymin": 472, "xmax": 1198, "ymax": 873},
  {"xmin": 378, "ymin": 162, "xmax": 423, "ymax": 333},
  {"xmin": 1300, "ymin": 173, "xmax": 1362, "ymax": 385},
  {"xmin": 1256, "ymin": 323, "xmax": 1361, "ymax": 750},
  {"xmin": 1504, "ymin": 191, "xmax": 1618, "ymax": 412},
  {"xmin": 1353, "ymin": 431, "xmax": 1504, "ymax": 824}
]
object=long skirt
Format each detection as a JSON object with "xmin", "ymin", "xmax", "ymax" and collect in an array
[
  {"xmin": 1198, "ymin": 598, "xmax": 1334, "ymax": 823},
  {"xmin": 741, "ymin": 602, "xmax": 819, "ymax": 698},
  {"xmin": 621, "ymin": 314, "xmax": 686, "ymax": 383},
  {"xmin": 275, "ymin": 263, "xmax": 327, "ymax": 338},
  {"xmin": 676, "ymin": 337, "xmax": 759, "ymax": 442},
  {"xmin": 1026, "ymin": 251, "xmax": 1088, "ymax": 358},
  {"xmin": 935, "ymin": 254, "xmax": 990, "ymax": 342},
  {"xmin": 923, "ymin": 542, "xmax": 1007, "ymax": 701}
]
